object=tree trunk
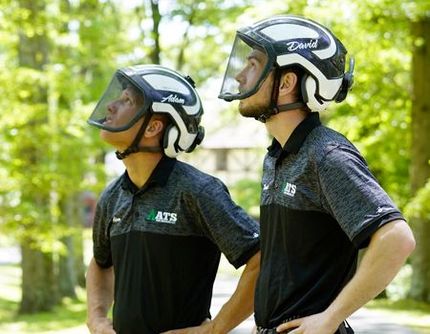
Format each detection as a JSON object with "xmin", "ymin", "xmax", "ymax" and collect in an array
[
  {"xmin": 74, "ymin": 192, "xmax": 88, "ymax": 287},
  {"xmin": 176, "ymin": 9, "xmax": 195, "ymax": 71},
  {"xmin": 58, "ymin": 236, "xmax": 77, "ymax": 299},
  {"xmin": 58, "ymin": 194, "xmax": 86, "ymax": 297},
  {"xmin": 20, "ymin": 245, "xmax": 58, "ymax": 313},
  {"xmin": 149, "ymin": 0, "xmax": 161, "ymax": 64},
  {"xmin": 18, "ymin": 0, "xmax": 59, "ymax": 313},
  {"xmin": 58, "ymin": 195, "xmax": 77, "ymax": 298},
  {"xmin": 74, "ymin": 229, "xmax": 86, "ymax": 288},
  {"xmin": 409, "ymin": 17, "xmax": 430, "ymax": 302}
]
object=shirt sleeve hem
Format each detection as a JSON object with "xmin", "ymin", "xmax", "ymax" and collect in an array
[
  {"xmin": 94, "ymin": 252, "xmax": 113, "ymax": 269},
  {"xmin": 95, "ymin": 259, "xmax": 113, "ymax": 269},
  {"xmin": 230, "ymin": 242, "xmax": 260, "ymax": 269},
  {"xmin": 352, "ymin": 212, "xmax": 406, "ymax": 249}
]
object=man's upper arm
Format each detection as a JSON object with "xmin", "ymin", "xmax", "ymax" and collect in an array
[
  {"xmin": 318, "ymin": 145, "xmax": 405, "ymax": 248},
  {"xmin": 194, "ymin": 178, "xmax": 260, "ymax": 268}
]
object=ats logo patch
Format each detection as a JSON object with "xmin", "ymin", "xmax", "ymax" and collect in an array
[
  {"xmin": 283, "ymin": 182, "xmax": 296, "ymax": 197},
  {"xmin": 146, "ymin": 209, "xmax": 177, "ymax": 224}
]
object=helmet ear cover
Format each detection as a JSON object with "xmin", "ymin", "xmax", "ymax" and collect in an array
[
  {"xmin": 162, "ymin": 123, "xmax": 205, "ymax": 158},
  {"xmin": 301, "ymin": 74, "xmax": 330, "ymax": 112},
  {"xmin": 186, "ymin": 126, "xmax": 205, "ymax": 153},
  {"xmin": 163, "ymin": 124, "xmax": 180, "ymax": 158}
]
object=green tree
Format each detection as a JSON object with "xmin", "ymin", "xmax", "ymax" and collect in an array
[
  {"xmin": 408, "ymin": 14, "xmax": 430, "ymax": 302},
  {"xmin": 15, "ymin": 0, "xmax": 60, "ymax": 313},
  {"xmin": 0, "ymin": 0, "xmax": 126, "ymax": 312}
]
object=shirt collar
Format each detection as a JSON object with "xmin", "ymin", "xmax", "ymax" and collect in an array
[
  {"xmin": 267, "ymin": 112, "xmax": 321, "ymax": 158},
  {"xmin": 120, "ymin": 156, "xmax": 177, "ymax": 193}
]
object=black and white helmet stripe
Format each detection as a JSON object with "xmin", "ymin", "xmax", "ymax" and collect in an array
[
  {"xmin": 258, "ymin": 16, "xmax": 339, "ymax": 60},
  {"xmin": 152, "ymin": 102, "xmax": 203, "ymax": 157},
  {"xmin": 277, "ymin": 53, "xmax": 343, "ymax": 101},
  {"xmin": 137, "ymin": 65, "xmax": 204, "ymax": 158}
]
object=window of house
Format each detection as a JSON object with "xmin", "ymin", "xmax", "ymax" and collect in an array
[{"xmin": 215, "ymin": 149, "xmax": 229, "ymax": 171}]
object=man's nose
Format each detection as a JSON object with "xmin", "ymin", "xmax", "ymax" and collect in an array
[
  {"xmin": 235, "ymin": 69, "xmax": 246, "ymax": 84},
  {"xmin": 107, "ymin": 101, "xmax": 117, "ymax": 114}
]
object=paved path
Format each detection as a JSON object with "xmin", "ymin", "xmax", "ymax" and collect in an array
[{"xmin": 211, "ymin": 275, "xmax": 417, "ymax": 334}]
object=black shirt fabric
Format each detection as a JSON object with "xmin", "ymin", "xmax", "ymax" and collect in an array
[
  {"xmin": 255, "ymin": 112, "xmax": 404, "ymax": 327},
  {"xmin": 93, "ymin": 157, "xmax": 260, "ymax": 334}
]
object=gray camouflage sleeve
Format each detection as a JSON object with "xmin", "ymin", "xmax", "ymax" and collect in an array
[
  {"xmin": 194, "ymin": 178, "xmax": 260, "ymax": 268},
  {"xmin": 92, "ymin": 199, "xmax": 113, "ymax": 268},
  {"xmin": 318, "ymin": 144, "xmax": 405, "ymax": 248}
]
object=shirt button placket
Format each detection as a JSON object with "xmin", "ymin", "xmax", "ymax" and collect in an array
[{"xmin": 274, "ymin": 163, "xmax": 279, "ymax": 191}]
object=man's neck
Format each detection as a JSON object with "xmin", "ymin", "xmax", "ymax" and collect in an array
[
  {"xmin": 264, "ymin": 109, "xmax": 308, "ymax": 147},
  {"xmin": 122, "ymin": 152, "xmax": 163, "ymax": 189}
]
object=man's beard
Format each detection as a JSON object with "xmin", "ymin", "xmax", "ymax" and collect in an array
[
  {"xmin": 238, "ymin": 98, "xmax": 272, "ymax": 119},
  {"xmin": 238, "ymin": 74, "xmax": 274, "ymax": 119}
]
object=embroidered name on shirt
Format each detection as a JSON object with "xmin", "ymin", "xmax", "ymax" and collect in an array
[
  {"xmin": 283, "ymin": 182, "xmax": 296, "ymax": 197},
  {"xmin": 146, "ymin": 209, "xmax": 177, "ymax": 224}
]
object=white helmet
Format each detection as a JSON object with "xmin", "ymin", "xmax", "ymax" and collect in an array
[
  {"xmin": 219, "ymin": 15, "xmax": 354, "ymax": 116},
  {"xmin": 88, "ymin": 65, "xmax": 204, "ymax": 159}
]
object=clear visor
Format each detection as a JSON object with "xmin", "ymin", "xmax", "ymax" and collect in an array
[
  {"xmin": 87, "ymin": 73, "xmax": 149, "ymax": 132},
  {"xmin": 219, "ymin": 35, "xmax": 269, "ymax": 101}
]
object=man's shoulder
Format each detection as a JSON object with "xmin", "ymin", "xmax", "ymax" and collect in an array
[
  {"xmin": 98, "ymin": 175, "xmax": 124, "ymax": 203},
  {"xmin": 304, "ymin": 125, "xmax": 369, "ymax": 172},
  {"xmin": 305, "ymin": 125, "xmax": 358, "ymax": 158},
  {"xmin": 175, "ymin": 160, "xmax": 220, "ymax": 183},
  {"xmin": 309, "ymin": 124, "xmax": 351, "ymax": 145},
  {"xmin": 173, "ymin": 160, "xmax": 225, "ymax": 188}
]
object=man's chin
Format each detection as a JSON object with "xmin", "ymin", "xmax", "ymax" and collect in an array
[
  {"xmin": 238, "ymin": 103, "xmax": 266, "ymax": 119},
  {"xmin": 100, "ymin": 130, "xmax": 120, "ymax": 146},
  {"xmin": 238, "ymin": 102, "xmax": 252, "ymax": 117},
  {"xmin": 239, "ymin": 110, "xmax": 256, "ymax": 118}
]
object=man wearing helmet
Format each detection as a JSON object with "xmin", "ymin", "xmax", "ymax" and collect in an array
[
  {"xmin": 86, "ymin": 64, "xmax": 261, "ymax": 334},
  {"xmin": 220, "ymin": 15, "xmax": 415, "ymax": 334}
]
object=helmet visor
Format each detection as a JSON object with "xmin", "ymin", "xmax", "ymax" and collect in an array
[
  {"xmin": 219, "ymin": 34, "xmax": 270, "ymax": 101},
  {"xmin": 87, "ymin": 72, "xmax": 150, "ymax": 132}
]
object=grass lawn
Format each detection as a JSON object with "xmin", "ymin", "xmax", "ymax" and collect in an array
[
  {"xmin": 366, "ymin": 298, "xmax": 430, "ymax": 334},
  {"xmin": 0, "ymin": 264, "xmax": 87, "ymax": 334}
]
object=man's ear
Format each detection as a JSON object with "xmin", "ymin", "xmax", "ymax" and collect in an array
[
  {"xmin": 144, "ymin": 119, "xmax": 165, "ymax": 138},
  {"xmin": 278, "ymin": 72, "xmax": 298, "ymax": 98}
]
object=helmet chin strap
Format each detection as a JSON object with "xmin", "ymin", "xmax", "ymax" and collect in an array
[
  {"xmin": 255, "ymin": 68, "xmax": 305, "ymax": 123},
  {"xmin": 115, "ymin": 110, "xmax": 162, "ymax": 160},
  {"xmin": 277, "ymin": 101, "xmax": 306, "ymax": 112}
]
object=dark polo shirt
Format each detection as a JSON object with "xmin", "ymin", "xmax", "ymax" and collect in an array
[
  {"xmin": 93, "ymin": 156, "xmax": 260, "ymax": 334},
  {"xmin": 255, "ymin": 112, "xmax": 404, "ymax": 328}
]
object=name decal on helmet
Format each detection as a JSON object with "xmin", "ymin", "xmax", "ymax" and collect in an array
[
  {"xmin": 287, "ymin": 39, "xmax": 318, "ymax": 52},
  {"xmin": 161, "ymin": 94, "xmax": 185, "ymax": 104}
]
